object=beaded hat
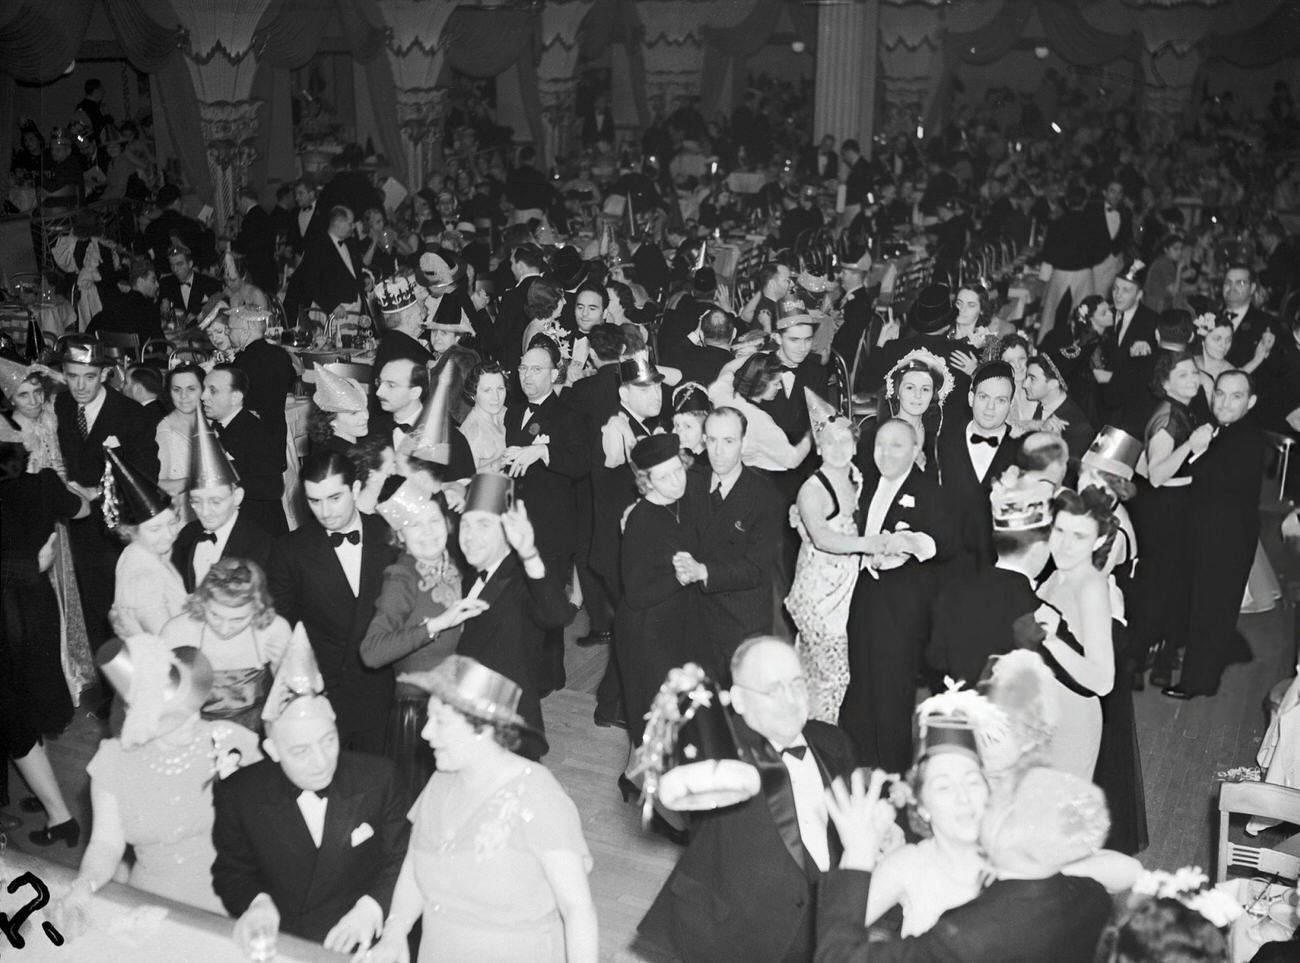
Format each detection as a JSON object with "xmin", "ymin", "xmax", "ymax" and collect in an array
[
  {"xmin": 312, "ymin": 363, "xmax": 368, "ymax": 413},
  {"xmin": 376, "ymin": 478, "xmax": 437, "ymax": 531},
  {"xmin": 262, "ymin": 622, "xmax": 336, "ymax": 725},
  {"xmin": 0, "ymin": 357, "xmax": 32, "ymax": 401},
  {"xmin": 804, "ymin": 387, "xmax": 839, "ymax": 436}
]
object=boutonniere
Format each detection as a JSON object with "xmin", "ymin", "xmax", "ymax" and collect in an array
[
  {"xmin": 527, "ymin": 422, "xmax": 541, "ymax": 437},
  {"xmin": 894, "ymin": 520, "xmax": 911, "ymax": 531},
  {"xmin": 898, "ymin": 494, "xmax": 915, "ymax": 509},
  {"xmin": 734, "ymin": 520, "xmax": 746, "ymax": 533}
]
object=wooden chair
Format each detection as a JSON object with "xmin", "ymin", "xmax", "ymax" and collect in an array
[
  {"xmin": 826, "ymin": 349, "xmax": 852, "ymax": 422},
  {"xmin": 1216, "ymin": 781, "xmax": 1300, "ymax": 882}
]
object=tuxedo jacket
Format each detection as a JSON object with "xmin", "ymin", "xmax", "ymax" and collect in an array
[
  {"xmin": 288, "ymin": 205, "xmax": 327, "ymax": 257},
  {"xmin": 215, "ymin": 409, "xmax": 284, "ymax": 504},
  {"xmin": 759, "ymin": 353, "xmax": 830, "ymax": 444},
  {"xmin": 171, "ymin": 510, "xmax": 274, "ymax": 593},
  {"xmin": 1084, "ymin": 199, "xmax": 1133, "ymax": 262},
  {"xmin": 457, "ymin": 553, "xmax": 569, "ymax": 744},
  {"xmin": 289, "ymin": 232, "xmax": 365, "ymax": 315},
  {"xmin": 1102, "ymin": 302, "xmax": 1160, "ymax": 427},
  {"xmin": 212, "ymin": 753, "xmax": 411, "ymax": 943},
  {"xmin": 815, "ymin": 869, "xmax": 1111, "ymax": 963},
  {"xmin": 159, "ymin": 272, "xmax": 222, "ymax": 318},
  {"xmin": 267, "ymin": 513, "xmax": 398, "ymax": 741},
  {"xmin": 230, "ymin": 338, "xmax": 297, "ymax": 458},
  {"xmin": 495, "ymin": 275, "xmax": 542, "ymax": 378},
  {"xmin": 55, "ymin": 387, "xmax": 159, "ymax": 488},
  {"xmin": 855, "ymin": 462, "xmax": 956, "ymax": 609},
  {"xmin": 503, "ymin": 393, "xmax": 589, "ymax": 564},
  {"xmin": 1226, "ymin": 304, "xmax": 1282, "ymax": 369},
  {"xmin": 830, "ymin": 287, "xmax": 880, "ymax": 367},
  {"xmin": 662, "ymin": 342, "xmax": 733, "ymax": 389},
  {"xmin": 372, "ymin": 409, "xmax": 475, "ymax": 482},
  {"xmin": 934, "ymin": 420, "xmax": 1016, "ymax": 569},
  {"xmin": 681, "ymin": 465, "xmax": 784, "ymax": 660},
  {"xmin": 927, "ymin": 565, "xmax": 1041, "ymax": 686},
  {"xmin": 1042, "ymin": 394, "xmax": 1094, "ymax": 465},
  {"xmin": 87, "ymin": 289, "xmax": 164, "ymax": 343},
  {"xmin": 233, "ymin": 203, "xmax": 278, "ymax": 291},
  {"xmin": 639, "ymin": 718, "xmax": 856, "ymax": 963}
]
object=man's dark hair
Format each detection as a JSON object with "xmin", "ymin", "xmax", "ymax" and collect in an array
[
  {"xmin": 587, "ymin": 324, "xmax": 624, "ymax": 362},
  {"xmin": 841, "ymin": 139, "xmax": 860, "ymax": 155},
  {"xmin": 707, "ymin": 405, "xmax": 748, "ymax": 438},
  {"xmin": 329, "ymin": 205, "xmax": 354, "ymax": 228},
  {"xmin": 574, "ymin": 281, "xmax": 608, "ymax": 310},
  {"xmin": 512, "ymin": 243, "xmax": 547, "ymax": 273},
  {"xmin": 301, "ymin": 449, "xmax": 357, "ymax": 487},
  {"xmin": 756, "ymin": 262, "xmax": 784, "ymax": 292},
  {"xmin": 701, "ymin": 308, "xmax": 736, "ymax": 344},
  {"xmin": 992, "ymin": 527, "xmax": 1050, "ymax": 558},
  {"xmin": 1215, "ymin": 367, "xmax": 1255, "ymax": 396},
  {"xmin": 209, "ymin": 363, "xmax": 250, "ymax": 398},
  {"xmin": 525, "ymin": 334, "xmax": 561, "ymax": 368},
  {"xmin": 1015, "ymin": 433, "xmax": 1068, "ymax": 474},
  {"xmin": 126, "ymin": 365, "xmax": 163, "ymax": 397},
  {"xmin": 275, "ymin": 185, "xmax": 294, "ymax": 203}
]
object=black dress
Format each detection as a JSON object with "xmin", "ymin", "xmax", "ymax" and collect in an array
[
  {"xmin": 1, "ymin": 469, "xmax": 81, "ymax": 756},
  {"xmin": 614, "ymin": 497, "xmax": 705, "ymax": 747}
]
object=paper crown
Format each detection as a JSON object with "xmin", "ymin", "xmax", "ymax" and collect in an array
[
  {"xmin": 804, "ymin": 387, "xmax": 839, "ymax": 435},
  {"xmin": 373, "ymin": 274, "xmax": 422, "ymax": 314},
  {"xmin": 672, "ymin": 381, "xmax": 711, "ymax": 415},
  {"xmin": 464, "ymin": 473, "xmax": 513, "ymax": 515},
  {"xmin": 637, "ymin": 664, "xmax": 761, "ymax": 813},
  {"xmin": 402, "ymin": 362, "xmax": 454, "ymax": 464},
  {"xmin": 57, "ymin": 334, "xmax": 111, "ymax": 367},
  {"xmin": 191, "ymin": 411, "xmax": 240, "ymax": 490},
  {"xmin": 0, "ymin": 357, "xmax": 31, "ymax": 400},
  {"xmin": 631, "ymin": 433, "xmax": 681, "ymax": 472},
  {"xmin": 619, "ymin": 352, "xmax": 664, "ymax": 387},
  {"xmin": 775, "ymin": 297, "xmax": 817, "ymax": 331},
  {"xmin": 97, "ymin": 635, "xmax": 213, "ymax": 748},
  {"xmin": 1081, "ymin": 426, "xmax": 1142, "ymax": 481},
  {"xmin": 990, "ymin": 471, "xmax": 1056, "ymax": 531},
  {"xmin": 312, "ymin": 363, "xmax": 368, "ymax": 413},
  {"xmin": 262, "ymin": 623, "xmax": 335, "ymax": 725},
  {"xmin": 376, "ymin": 478, "xmax": 437, "ymax": 530},
  {"xmin": 103, "ymin": 447, "xmax": 172, "ymax": 528},
  {"xmin": 1116, "ymin": 258, "xmax": 1147, "ymax": 286}
]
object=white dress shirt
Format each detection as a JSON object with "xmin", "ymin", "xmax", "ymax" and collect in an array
[
  {"xmin": 779, "ymin": 370, "xmax": 797, "ymax": 396},
  {"xmin": 709, "ymin": 469, "xmax": 742, "ymax": 501},
  {"xmin": 465, "ymin": 555, "xmax": 506, "ymax": 600},
  {"xmin": 777, "ymin": 737, "xmax": 830, "ymax": 872},
  {"xmin": 965, "ymin": 422, "xmax": 1006, "ymax": 483},
  {"xmin": 335, "ymin": 236, "xmax": 357, "ymax": 277},
  {"xmin": 79, "ymin": 387, "xmax": 109, "ymax": 435},
  {"xmin": 864, "ymin": 470, "xmax": 908, "ymax": 536},
  {"xmin": 297, "ymin": 789, "xmax": 328, "ymax": 847},
  {"xmin": 297, "ymin": 206, "xmax": 314, "ymax": 237},
  {"xmin": 192, "ymin": 510, "xmax": 240, "ymax": 587},
  {"xmin": 1105, "ymin": 206, "xmax": 1121, "ymax": 240},
  {"xmin": 331, "ymin": 518, "xmax": 363, "ymax": 596},
  {"xmin": 1115, "ymin": 306, "xmax": 1136, "ymax": 346}
]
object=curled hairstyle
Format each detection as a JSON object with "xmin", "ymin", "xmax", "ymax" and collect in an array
[
  {"xmin": 183, "ymin": 557, "xmax": 278, "ymax": 629},
  {"xmin": 524, "ymin": 278, "xmax": 563, "ymax": 322},
  {"xmin": 1052, "ymin": 486, "xmax": 1119, "ymax": 570},
  {"xmin": 733, "ymin": 352, "xmax": 784, "ymax": 403},
  {"xmin": 1099, "ymin": 896, "xmax": 1229, "ymax": 963},
  {"xmin": 464, "ymin": 360, "xmax": 506, "ymax": 406},
  {"xmin": 1151, "ymin": 348, "xmax": 1196, "ymax": 396},
  {"xmin": 888, "ymin": 359, "xmax": 944, "ymax": 407}
]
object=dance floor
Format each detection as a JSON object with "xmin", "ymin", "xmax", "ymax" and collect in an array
[{"xmin": 7, "ymin": 518, "xmax": 1297, "ymax": 961}]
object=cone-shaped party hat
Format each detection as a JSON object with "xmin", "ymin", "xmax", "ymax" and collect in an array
[
  {"xmin": 404, "ymin": 362, "xmax": 453, "ymax": 465},
  {"xmin": 191, "ymin": 411, "xmax": 240, "ymax": 490},
  {"xmin": 103, "ymin": 446, "xmax": 172, "ymax": 528},
  {"xmin": 262, "ymin": 622, "xmax": 335, "ymax": 725},
  {"xmin": 312, "ymin": 363, "xmax": 367, "ymax": 413}
]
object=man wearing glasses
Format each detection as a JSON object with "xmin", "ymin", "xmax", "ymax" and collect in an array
[{"xmin": 638, "ymin": 636, "xmax": 857, "ymax": 963}]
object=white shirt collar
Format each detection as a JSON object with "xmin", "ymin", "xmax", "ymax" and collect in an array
[
  {"xmin": 210, "ymin": 509, "xmax": 239, "ymax": 541},
  {"xmin": 81, "ymin": 386, "xmax": 109, "ymax": 424},
  {"xmin": 711, "ymin": 467, "xmax": 742, "ymax": 499}
]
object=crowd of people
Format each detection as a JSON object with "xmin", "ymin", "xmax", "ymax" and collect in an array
[{"xmin": 4, "ymin": 69, "xmax": 1300, "ymax": 962}]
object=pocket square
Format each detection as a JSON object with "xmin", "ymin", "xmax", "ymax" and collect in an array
[
  {"xmin": 898, "ymin": 494, "xmax": 915, "ymax": 508},
  {"xmin": 350, "ymin": 823, "xmax": 374, "ymax": 847},
  {"xmin": 893, "ymin": 520, "xmax": 911, "ymax": 531}
]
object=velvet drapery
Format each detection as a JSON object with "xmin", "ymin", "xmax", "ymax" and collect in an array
[
  {"xmin": 697, "ymin": 0, "xmax": 817, "ymax": 117},
  {"xmin": 577, "ymin": 0, "xmax": 649, "ymax": 127},
  {"xmin": 1201, "ymin": 2, "xmax": 1300, "ymax": 67}
]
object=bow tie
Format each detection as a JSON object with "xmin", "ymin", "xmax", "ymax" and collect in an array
[
  {"xmin": 302, "ymin": 206, "xmax": 314, "ymax": 215},
  {"xmin": 781, "ymin": 745, "xmax": 807, "ymax": 760},
  {"xmin": 1105, "ymin": 205, "xmax": 1116, "ymax": 213},
  {"xmin": 970, "ymin": 433, "xmax": 1001, "ymax": 448},
  {"xmin": 474, "ymin": 569, "xmax": 489, "ymax": 582},
  {"xmin": 524, "ymin": 401, "xmax": 541, "ymax": 414},
  {"xmin": 299, "ymin": 784, "xmax": 331, "ymax": 801},
  {"xmin": 329, "ymin": 531, "xmax": 360, "ymax": 547},
  {"xmin": 395, "ymin": 422, "xmax": 417, "ymax": 435},
  {"xmin": 197, "ymin": 531, "xmax": 218, "ymax": 544}
]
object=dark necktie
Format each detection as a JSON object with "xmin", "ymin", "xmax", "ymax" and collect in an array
[
  {"xmin": 970, "ymin": 433, "xmax": 1000, "ymax": 448},
  {"xmin": 76, "ymin": 405, "xmax": 88, "ymax": 439},
  {"xmin": 329, "ymin": 531, "xmax": 360, "ymax": 547},
  {"xmin": 197, "ymin": 531, "xmax": 217, "ymax": 544},
  {"xmin": 782, "ymin": 745, "xmax": 807, "ymax": 761},
  {"xmin": 709, "ymin": 486, "xmax": 724, "ymax": 512}
]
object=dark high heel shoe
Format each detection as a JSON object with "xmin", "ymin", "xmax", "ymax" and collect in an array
[
  {"xmin": 618, "ymin": 774, "xmax": 639, "ymax": 803},
  {"xmin": 650, "ymin": 811, "xmax": 690, "ymax": 847},
  {"xmin": 29, "ymin": 818, "xmax": 80, "ymax": 848}
]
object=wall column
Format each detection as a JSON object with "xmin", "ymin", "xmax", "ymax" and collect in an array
[{"xmin": 814, "ymin": 0, "xmax": 879, "ymax": 153}]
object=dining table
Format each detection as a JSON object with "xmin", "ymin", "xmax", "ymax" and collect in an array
[
  {"xmin": 1217, "ymin": 875, "xmax": 1299, "ymax": 962},
  {"xmin": 0, "ymin": 847, "xmax": 346, "ymax": 962}
]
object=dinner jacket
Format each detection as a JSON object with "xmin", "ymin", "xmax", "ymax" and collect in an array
[
  {"xmin": 503, "ymin": 391, "xmax": 589, "ymax": 565},
  {"xmin": 639, "ymin": 717, "xmax": 856, "ymax": 963},
  {"xmin": 1102, "ymin": 301, "xmax": 1160, "ymax": 429},
  {"xmin": 1225, "ymin": 303, "xmax": 1283, "ymax": 369},
  {"xmin": 927, "ymin": 565, "xmax": 1041, "ymax": 686},
  {"xmin": 230, "ymin": 338, "xmax": 297, "ymax": 460},
  {"xmin": 212, "ymin": 752, "xmax": 411, "ymax": 944},
  {"xmin": 934, "ymin": 419, "xmax": 1017, "ymax": 569},
  {"xmin": 159, "ymin": 271, "xmax": 222, "ymax": 318},
  {"xmin": 55, "ymin": 386, "xmax": 159, "ymax": 487},
  {"xmin": 214, "ymin": 408, "xmax": 286, "ymax": 534},
  {"xmin": 1037, "ymin": 393, "xmax": 1095, "ymax": 465},
  {"xmin": 233, "ymin": 202, "xmax": 278, "ymax": 292},
  {"xmin": 759, "ymin": 353, "xmax": 830, "ymax": 445},
  {"xmin": 289, "ymin": 232, "xmax": 366, "ymax": 316},
  {"xmin": 171, "ymin": 509, "xmax": 274, "ymax": 593},
  {"xmin": 681, "ymin": 464, "xmax": 784, "ymax": 664},
  {"xmin": 267, "ymin": 512, "xmax": 398, "ymax": 745}
]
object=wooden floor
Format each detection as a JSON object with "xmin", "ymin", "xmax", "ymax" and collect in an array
[{"xmin": 7, "ymin": 541, "xmax": 1298, "ymax": 961}]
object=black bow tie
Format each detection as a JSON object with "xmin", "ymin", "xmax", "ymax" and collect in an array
[
  {"xmin": 782, "ymin": 745, "xmax": 807, "ymax": 760},
  {"xmin": 329, "ymin": 531, "xmax": 360, "ymax": 547},
  {"xmin": 525, "ymin": 401, "xmax": 541, "ymax": 413},
  {"xmin": 197, "ymin": 531, "xmax": 217, "ymax": 544},
  {"xmin": 396, "ymin": 422, "xmax": 416, "ymax": 435},
  {"xmin": 970, "ymin": 433, "xmax": 1001, "ymax": 448},
  {"xmin": 300, "ymin": 784, "xmax": 331, "ymax": 800},
  {"xmin": 474, "ymin": 569, "xmax": 489, "ymax": 582},
  {"xmin": 1105, "ymin": 205, "xmax": 1116, "ymax": 213}
]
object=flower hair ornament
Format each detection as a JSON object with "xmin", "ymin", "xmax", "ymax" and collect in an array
[
  {"xmin": 884, "ymin": 348, "xmax": 955, "ymax": 404},
  {"xmin": 1129, "ymin": 866, "xmax": 1243, "ymax": 929},
  {"xmin": 1192, "ymin": 311, "xmax": 1218, "ymax": 338}
]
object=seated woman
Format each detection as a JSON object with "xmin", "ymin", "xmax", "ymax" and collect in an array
[
  {"xmin": 160, "ymin": 558, "xmax": 291, "ymax": 733},
  {"xmin": 221, "ymin": 251, "xmax": 270, "ymax": 310},
  {"xmin": 459, "ymin": 361, "xmax": 508, "ymax": 473},
  {"xmin": 201, "ymin": 312, "xmax": 237, "ymax": 366},
  {"xmin": 708, "ymin": 353, "xmax": 811, "ymax": 472},
  {"xmin": 306, "ymin": 363, "xmax": 370, "ymax": 458},
  {"xmin": 56, "ymin": 634, "xmax": 259, "ymax": 916},
  {"xmin": 157, "ymin": 363, "xmax": 204, "ymax": 510},
  {"xmin": 366, "ymin": 656, "xmax": 597, "ymax": 963},
  {"xmin": 362, "ymin": 481, "xmax": 486, "ymax": 793},
  {"xmin": 104, "ymin": 448, "xmax": 187, "ymax": 636}
]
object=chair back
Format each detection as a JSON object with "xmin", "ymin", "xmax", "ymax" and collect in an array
[
  {"xmin": 1216, "ymin": 781, "xmax": 1300, "ymax": 881},
  {"xmin": 96, "ymin": 330, "xmax": 143, "ymax": 361},
  {"xmin": 323, "ymin": 362, "xmax": 373, "ymax": 390},
  {"xmin": 825, "ymin": 349, "xmax": 852, "ymax": 422}
]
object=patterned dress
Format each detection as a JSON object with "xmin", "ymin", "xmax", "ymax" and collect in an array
[{"xmin": 787, "ymin": 468, "xmax": 863, "ymax": 723}]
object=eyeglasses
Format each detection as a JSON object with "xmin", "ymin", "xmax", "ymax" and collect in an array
[{"xmin": 735, "ymin": 677, "xmax": 809, "ymax": 700}]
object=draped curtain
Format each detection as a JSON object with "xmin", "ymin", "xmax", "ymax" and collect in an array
[
  {"xmin": 578, "ymin": 0, "xmax": 649, "ymax": 127},
  {"xmin": 1201, "ymin": 2, "xmax": 1300, "ymax": 66},
  {"xmin": 698, "ymin": 0, "xmax": 818, "ymax": 116}
]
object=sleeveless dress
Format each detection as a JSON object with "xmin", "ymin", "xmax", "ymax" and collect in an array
[
  {"xmin": 787, "ymin": 468, "xmax": 863, "ymax": 723},
  {"xmin": 408, "ymin": 764, "xmax": 592, "ymax": 962},
  {"xmin": 197, "ymin": 622, "xmax": 273, "ymax": 733},
  {"xmin": 892, "ymin": 838, "xmax": 983, "ymax": 938},
  {"xmin": 1038, "ymin": 572, "xmax": 1108, "ymax": 781}
]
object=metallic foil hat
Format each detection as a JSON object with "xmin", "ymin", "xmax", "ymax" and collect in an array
[
  {"xmin": 262, "ymin": 622, "xmax": 335, "ymax": 725},
  {"xmin": 376, "ymin": 478, "xmax": 437, "ymax": 530},
  {"xmin": 990, "ymin": 470, "xmax": 1055, "ymax": 532},
  {"xmin": 57, "ymin": 333, "xmax": 111, "ymax": 367},
  {"xmin": 401, "ymin": 654, "xmax": 547, "ymax": 758},
  {"xmin": 0, "ymin": 357, "xmax": 30, "ymax": 401},
  {"xmin": 403, "ymin": 362, "xmax": 454, "ymax": 464},
  {"xmin": 775, "ymin": 296, "xmax": 817, "ymax": 331},
  {"xmin": 374, "ymin": 273, "xmax": 422, "ymax": 314},
  {"xmin": 619, "ymin": 352, "xmax": 665, "ymax": 387},
  {"xmin": 313, "ymin": 363, "xmax": 368, "ymax": 413},
  {"xmin": 837, "ymin": 250, "xmax": 873, "ymax": 272},
  {"xmin": 191, "ymin": 411, "xmax": 240, "ymax": 490},
  {"xmin": 1081, "ymin": 426, "xmax": 1142, "ymax": 481},
  {"xmin": 104, "ymin": 447, "xmax": 172, "ymax": 527},
  {"xmin": 463, "ymin": 473, "xmax": 513, "ymax": 515},
  {"xmin": 804, "ymin": 387, "xmax": 838, "ymax": 435}
]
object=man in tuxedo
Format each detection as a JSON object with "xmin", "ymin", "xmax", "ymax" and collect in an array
[
  {"xmin": 233, "ymin": 186, "xmax": 278, "ymax": 294},
  {"xmin": 760, "ymin": 299, "xmax": 829, "ymax": 448},
  {"xmin": 288, "ymin": 178, "xmax": 325, "ymax": 257},
  {"xmin": 674, "ymin": 407, "xmax": 784, "ymax": 677},
  {"xmin": 842, "ymin": 419, "xmax": 955, "ymax": 770},
  {"xmin": 817, "ymin": 768, "xmax": 1112, "ymax": 963},
  {"xmin": 54, "ymin": 335, "xmax": 159, "ymax": 649},
  {"xmin": 662, "ymin": 306, "xmax": 735, "ymax": 388},
  {"xmin": 171, "ymin": 414, "xmax": 273, "ymax": 592},
  {"xmin": 229, "ymin": 306, "xmax": 296, "ymax": 460},
  {"xmin": 374, "ymin": 358, "xmax": 428, "ymax": 453},
  {"xmin": 159, "ymin": 245, "xmax": 221, "ymax": 321},
  {"xmin": 1022, "ymin": 354, "xmax": 1093, "ymax": 465},
  {"xmin": 800, "ymin": 134, "xmax": 840, "ymax": 182},
  {"xmin": 456, "ymin": 476, "xmax": 570, "ymax": 754},
  {"xmin": 935, "ymin": 361, "xmax": 1018, "ymax": 571},
  {"xmin": 501, "ymin": 340, "xmax": 589, "ymax": 692},
  {"xmin": 1087, "ymin": 179, "xmax": 1134, "ymax": 304},
  {"xmin": 202, "ymin": 364, "xmax": 287, "ymax": 535},
  {"xmin": 123, "ymin": 365, "xmax": 167, "ymax": 427},
  {"xmin": 830, "ymin": 253, "xmax": 880, "ymax": 366},
  {"xmin": 371, "ymin": 282, "xmax": 432, "ymax": 387},
  {"xmin": 267, "ymin": 451, "xmax": 399, "ymax": 751},
  {"xmin": 214, "ymin": 669, "xmax": 409, "ymax": 951},
  {"xmin": 751, "ymin": 262, "xmax": 793, "ymax": 335},
  {"xmin": 496, "ymin": 243, "xmax": 546, "ymax": 381},
  {"xmin": 840, "ymin": 139, "xmax": 873, "ymax": 228},
  {"xmin": 1221, "ymin": 264, "xmax": 1281, "ymax": 368},
  {"xmin": 1102, "ymin": 258, "xmax": 1159, "ymax": 432},
  {"xmin": 142, "ymin": 183, "xmax": 213, "ymax": 272},
  {"xmin": 87, "ymin": 261, "xmax": 164, "ymax": 343},
  {"xmin": 285, "ymin": 205, "xmax": 365, "ymax": 322},
  {"xmin": 638, "ymin": 637, "xmax": 857, "ymax": 963}
]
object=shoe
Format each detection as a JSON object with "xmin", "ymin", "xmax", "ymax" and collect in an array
[
  {"xmin": 20, "ymin": 795, "xmax": 44, "ymax": 813},
  {"xmin": 1161, "ymin": 685, "xmax": 1193, "ymax": 700},
  {"xmin": 576, "ymin": 629, "xmax": 612, "ymax": 648},
  {"xmin": 594, "ymin": 710, "xmax": 627, "ymax": 730},
  {"xmin": 1149, "ymin": 670, "xmax": 1173, "ymax": 690},
  {"xmin": 618, "ymin": 774, "xmax": 639, "ymax": 803},
  {"xmin": 650, "ymin": 811, "xmax": 689, "ymax": 847},
  {"xmin": 29, "ymin": 818, "xmax": 80, "ymax": 848}
]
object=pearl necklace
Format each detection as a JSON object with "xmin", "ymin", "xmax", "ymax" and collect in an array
[{"xmin": 143, "ymin": 731, "xmax": 208, "ymax": 777}]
